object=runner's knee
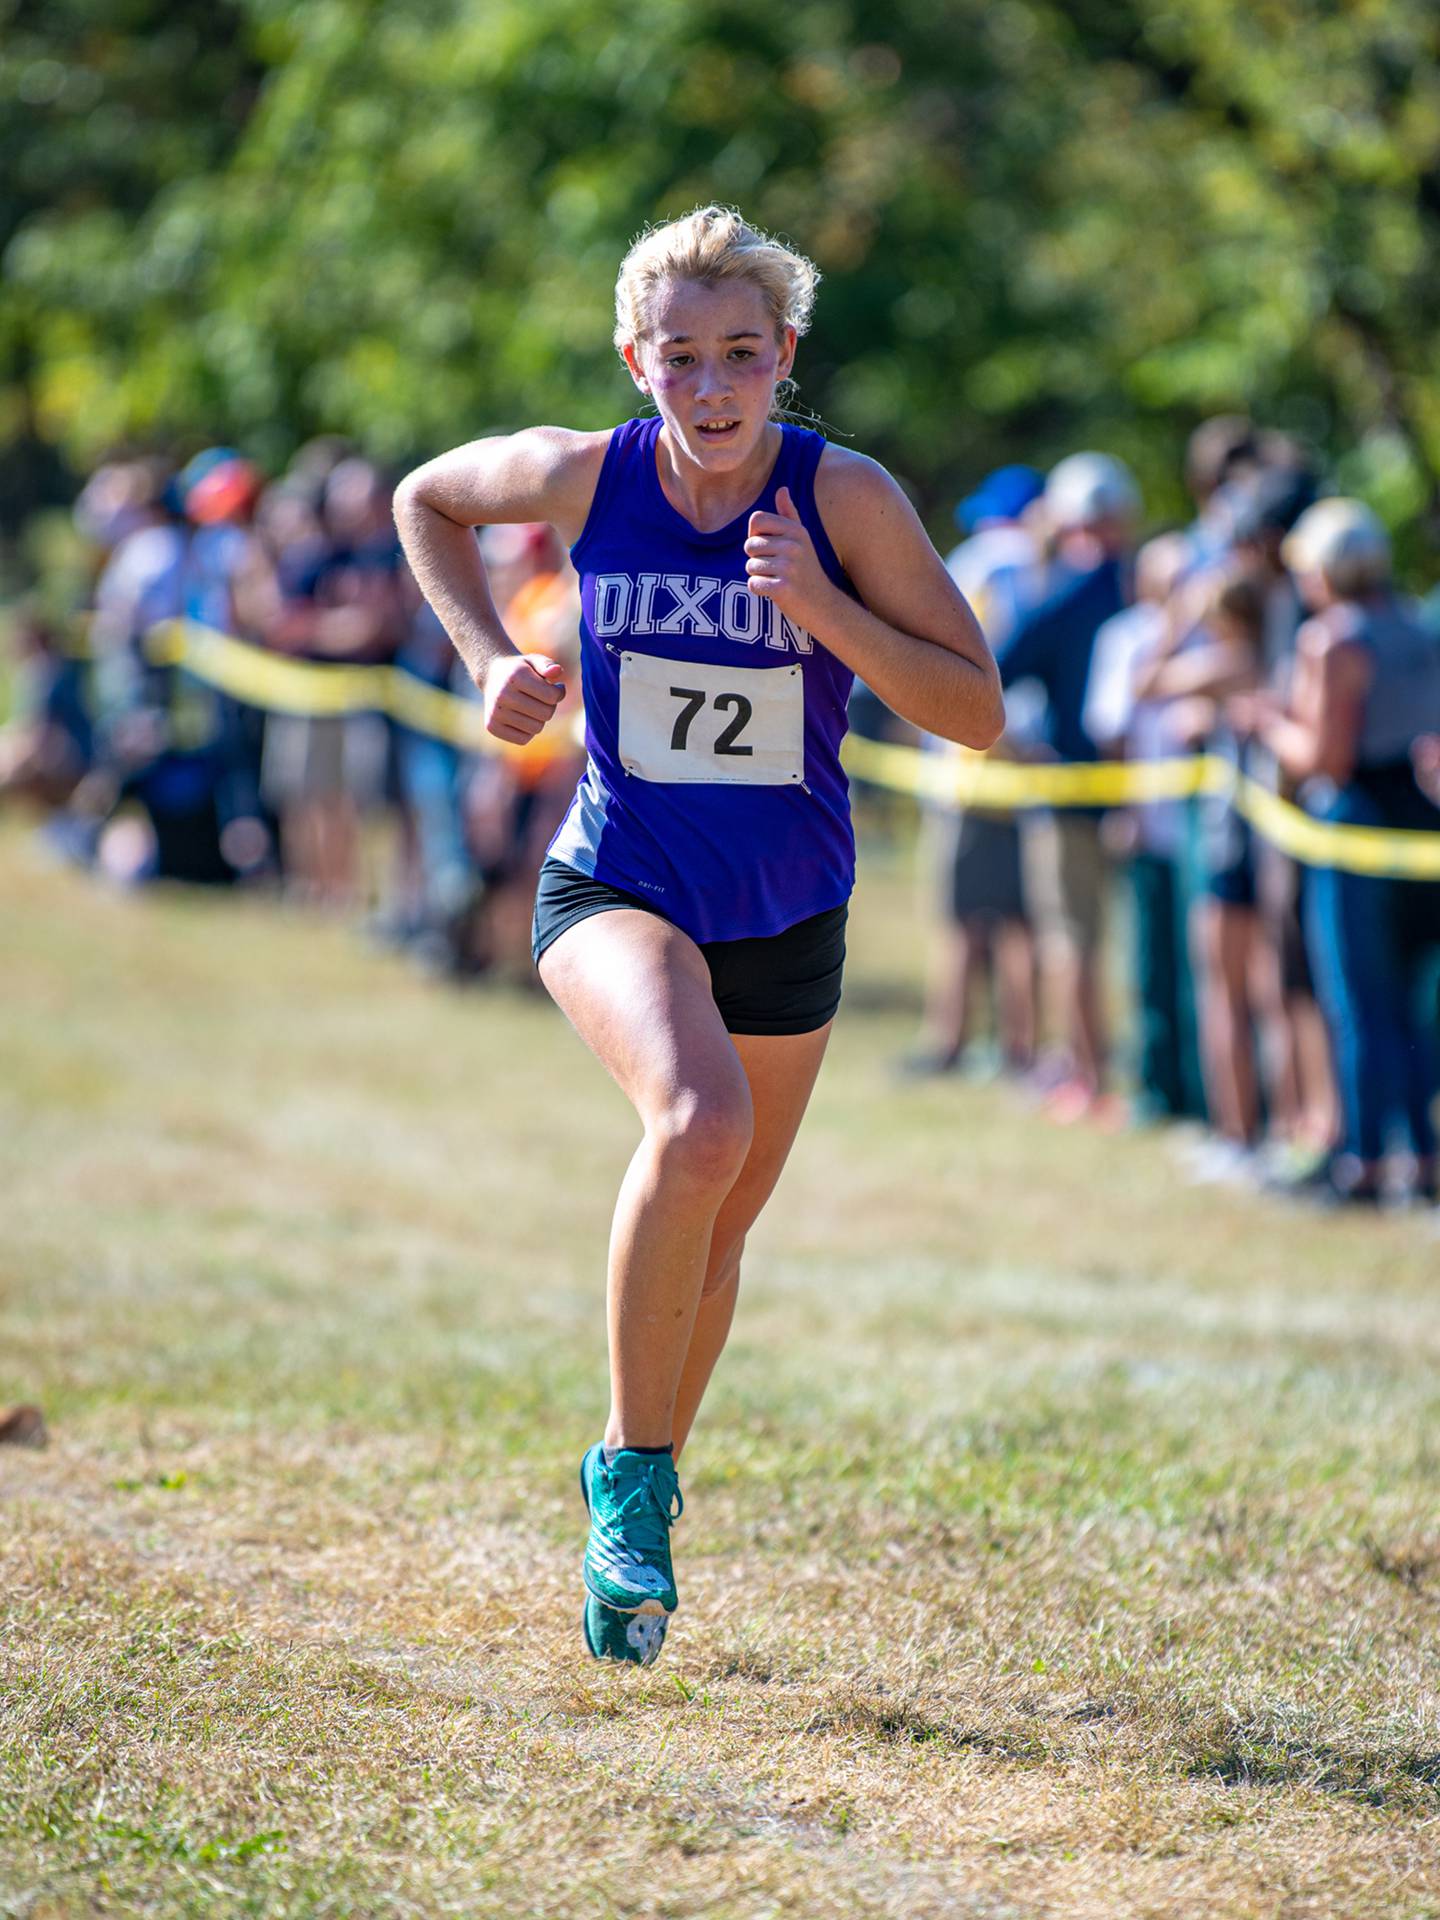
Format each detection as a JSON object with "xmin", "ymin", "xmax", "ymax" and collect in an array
[{"xmin": 651, "ymin": 1087, "xmax": 754, "ymax": 1191}]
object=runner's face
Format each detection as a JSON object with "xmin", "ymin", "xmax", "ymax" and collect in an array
[{"xmin": 625, "ymin": 279, "xmax": 796, "ymax": 471}]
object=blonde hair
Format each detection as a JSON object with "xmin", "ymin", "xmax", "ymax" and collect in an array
[
  {"xmin": 613, "ymin": 206, "xmax": 819, "ymax": 355},
  {"xmin": 1282, "ymin": 498, "xmax": 1392, "ymax": 599}
]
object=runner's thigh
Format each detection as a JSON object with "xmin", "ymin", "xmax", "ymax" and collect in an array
[{"xmin": 539, "ymin": 907, "xmax": 751, "ymax": 1126}]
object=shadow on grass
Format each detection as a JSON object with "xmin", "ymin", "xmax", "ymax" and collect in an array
[
  {"xmin": 1184, "ymin": 1721, "xmax": 1440, "ymax": 1808},
  {"xmin": 802, "ymin": 1692, "xmax": 1055, "ymax": 1765}
]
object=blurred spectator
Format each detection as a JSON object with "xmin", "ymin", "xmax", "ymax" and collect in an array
[
  {"xmin": 1237, "ymin": 500, "xmax": 1440, "ymax": 1205},
  {"xmin": 67, "ymin": 456, "xmax": 245, "ymax": 886},
  {"xmin": 1415, "ymin": 733, "xmax": 1440, "ymax": 807},
  {"xmin": 73, "ymin": 457, "xmax": 177, "ymax": 570},
  {"xmin": 177, "ymin": 448, "xmax": 274, "ymax": 879},
  {"xmin": 1182, "ymin": 416, "xmax": 1260, "ymax": 571},
  {"xmin": 995, "ymin": 452, "xmax": 1141, "ymax": 1116},
  {"xmin": 1228, "ymin": 468, "xmax": 1313, "ymax": 669},
  {"xmin": 0, "ymin": 612, "xmax": 93, "ymax": 808},
  {"xmin": 945, "ymin": 466, "xmax": 1046, "ymax": 635},
  {"xmin": 1147, "ymin": 566, "xmax": 1271, "ymax": 1174},
  {"xmin": 286, "ymin": 435, "xmax": 358, "ymax": 500},
  {"xmin": 1084, "ymin": 531, "xmax": 1204, "ymax": 1123},
  {"xmin": 905, "ymin": 466, "xmax": 1045, "ymax": 1076},
  {"xmin": 251, "ymin": 480, "xmax": 330, "ymax": 602},
  {"xmin": 257, "ymin": 456, "xmax": 406, "ymax": 906},
  {"xmin": 84, "ymin": 457, "xmax": 187, "ymax": 703},
  {"xmin": 1227, "ymin": 465, "xmax": 1338, "ymax": 1178},
  {"xmin": 390, "ymin": 593, "xmax": 480, "ymax": 973}
]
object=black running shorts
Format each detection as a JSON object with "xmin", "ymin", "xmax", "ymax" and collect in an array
[{"xmin": 531, "ymin": 857, "xmax": 846, "ymax": 1036}]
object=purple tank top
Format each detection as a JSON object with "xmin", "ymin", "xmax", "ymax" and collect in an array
[{"xmin": 549, "ymin": 416, "xmax": 857, "ymax": 943}]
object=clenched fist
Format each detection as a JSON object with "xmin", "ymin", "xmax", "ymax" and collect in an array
[
  {"xmin": 744, "ymin": 484, "xmax": 837, "ymax": 633},
  {"xmin": 481, "ymin": 652, "xmax": 566, "ymax": 745}
]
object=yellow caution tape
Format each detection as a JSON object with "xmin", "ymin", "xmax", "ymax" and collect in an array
[
  {"xmin": 1226, "ymin": 773, "xmax": 1440, "ymax": 878},
  {"xmin": 144, "ymin": 618, "xmax": 1440, "ymax": 879},
  {"xmin": 841, "ymin": 736, "xmax": 1440, "ymax": 879},
  {"xmin": 840, "ymin": 735, "xmax": 1215, "ymax": 808},
  {"xmin": 146, "ymin": 618, "xmax": 539, "ymax": 760}
]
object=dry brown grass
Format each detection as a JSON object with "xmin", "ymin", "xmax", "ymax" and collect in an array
[{"xmin": 3, "ymin": 819, "xmax": 1439, "ymax": 1918}]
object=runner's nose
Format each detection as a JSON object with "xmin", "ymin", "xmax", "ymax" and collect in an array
[{"xmin": 694, "ymin": 360, "xmax": 734, "ymax": 407}]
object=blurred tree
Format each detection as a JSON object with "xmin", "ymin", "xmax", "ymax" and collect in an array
[
  {"xmin": 2, "ymin": 0, "xmax": 1438, "ymax": 560},
  {"xmin": 0, "ymin": 0, "xmax": 263, "ymax": 527},
  {"xmin": 5, "ymin": 0, "xmax": 1050, "ymax": 500},
  {"xmin": 1029, "ymin": 0, "xmax": 1440, "ymax": 537}
]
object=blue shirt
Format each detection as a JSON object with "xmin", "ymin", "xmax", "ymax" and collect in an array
[
  {"xmin": 183, "ymin": 524, "xmax": 251, "ymax": 633},
  {"xmin": 995, "ymin": 557, "xmax": 1129, "ymax": 765}
]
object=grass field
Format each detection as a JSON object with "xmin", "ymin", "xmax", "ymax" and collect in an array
[{"xmin": 3, "ymin": 816, "xmax": 1439, "ymax": 1920}]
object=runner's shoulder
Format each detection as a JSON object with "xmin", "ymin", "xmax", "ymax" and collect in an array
[
  {"xmin": 520, "ymin": 427, "xmax": 611, "ymax": 543},
  {"xmin": 499, "ymin": 426, "xmax": 611, "ymax": 532},
  {"xmin": 398, "ymin": 426, "xmax": 611, "ymax": 543},
  {"xmin": 813, "ymin": 443, "xmax": 915, "ymax": 569},
  {"xmin": 508, "ymin": 424, "xmax": 612, "ymax": 478},
  {"xmin": 814, "ymin": 441, "xmax": 896, "ymax": 503}
]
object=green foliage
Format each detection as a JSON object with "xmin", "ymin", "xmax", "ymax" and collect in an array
[
  {"xmin": 2, "ymin": 0, "xmax": 1439, "ymax": 552},
  {"xmin": 0, "ymin": 0, "xmax": 263, "ymax": 521}
]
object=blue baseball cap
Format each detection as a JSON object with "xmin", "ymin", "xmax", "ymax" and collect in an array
[{"xmin": 955, "ymin": 465, "xmax": 1045, "ymax": 532}]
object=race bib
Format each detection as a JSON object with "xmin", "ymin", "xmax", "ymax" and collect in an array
[{"xmin": 616, "ymin": 652, "xmax": 805, "ymax": 785}]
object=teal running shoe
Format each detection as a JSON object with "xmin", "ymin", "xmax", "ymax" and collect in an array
[{"xmin": 578, "ymin": 1443, "xmax": 683, "ymax": 1665}]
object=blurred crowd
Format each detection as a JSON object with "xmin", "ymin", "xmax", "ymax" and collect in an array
[
  {"xmin": 4, "ymin": 419, "xmax": 1440, "ymax": 1211},
  {"xmin": 907, "ymin": 416, "xmax": 1440, "ymax": 1211},
  {"xmin": 0, "ymin": 441, "xmax": 585, "ymax": 980}
]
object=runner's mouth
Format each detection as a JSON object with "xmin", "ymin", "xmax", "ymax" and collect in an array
[{"xmin": 696, "ymin": 420, "xmax": 740, "ymax": 440}]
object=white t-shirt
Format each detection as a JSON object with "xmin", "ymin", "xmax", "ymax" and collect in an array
[{"xmin": 92, "ymin": 524, "xmax": 187, "ymax": 648}]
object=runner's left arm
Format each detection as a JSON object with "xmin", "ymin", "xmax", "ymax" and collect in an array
[{"xmin": 745, "ymin": 453, "xmax": 1004, "ymax": 748}]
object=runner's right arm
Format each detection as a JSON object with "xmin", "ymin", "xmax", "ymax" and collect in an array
[{"xmin": 393, "ymin": 428, "xmax": 606, "ymax": 744}]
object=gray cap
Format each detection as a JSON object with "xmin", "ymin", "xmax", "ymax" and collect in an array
[{"xmin": 1044, "ymin": 452, "xmax": 1141, "ymax": 529}]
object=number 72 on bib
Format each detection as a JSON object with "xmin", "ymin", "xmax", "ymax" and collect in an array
[{"xmin": 616, "ymin": 651, "xmax": 806, "ymax": 785}]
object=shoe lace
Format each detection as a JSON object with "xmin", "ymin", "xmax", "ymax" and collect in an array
[{"xmin": 598, "ymin": 1462, "xmax": 683, "ymax": 1563}]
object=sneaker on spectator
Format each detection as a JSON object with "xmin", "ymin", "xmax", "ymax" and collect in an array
[
  {"xmin": 894, "ymin": 1047, "xmax": 962, "ymax": 1082},
  {"xmin": 1024, "ymin": 1052, "xmax": 1075, "ymax": 1102},
  {"xmin": 1043, "ymin": 1079, "xmax": 1125, "ymax": 1129},
  {"xmin": 1184, "ymin": 1137, "xmax": 1261, "ymax": 1186},
  {"xmin": 1297, "ymin": 1154, "xmax": 1383, "ymax": 1209}
]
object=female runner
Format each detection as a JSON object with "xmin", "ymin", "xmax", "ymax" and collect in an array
[{"xmin": 395, "ymin": 207, "xmax": 1003, "ymax": 1664}]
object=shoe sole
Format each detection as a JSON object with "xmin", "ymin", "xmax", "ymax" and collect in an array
[{"xmin": 582, "ymin": 1596, "xmax": 669, "ymax": 1665}]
